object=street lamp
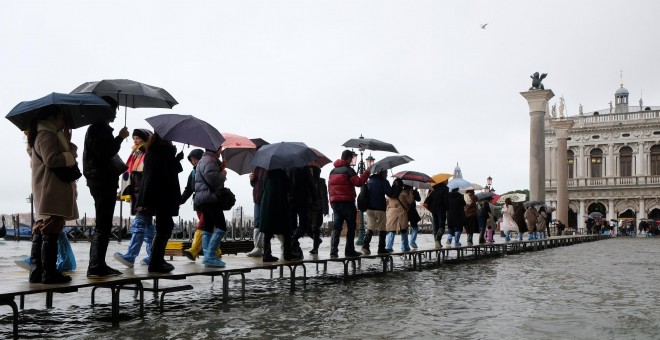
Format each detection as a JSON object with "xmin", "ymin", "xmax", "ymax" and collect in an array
[
  {"xmin": 355, "ymin": 152, "xmax": 375, "ymax": 246},
  {"xmin": 485, "ymin": 175, "xmax": 493, "ymax": 192},
  {"xmin": 26, "ymin": 193, "xmax": 34, "ymax": 228},
  {"xmin": 365, "ymin": 154, "xmax": 375, "ymax": 169}
]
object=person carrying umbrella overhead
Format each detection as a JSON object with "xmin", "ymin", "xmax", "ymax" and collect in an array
[
  {"xmin": 327, "ymin": 150, "xmax": 371, "ymax": 258},
  {"xmin": 83, "ymin": 96, "xmax": 129, "ymax": 277}
]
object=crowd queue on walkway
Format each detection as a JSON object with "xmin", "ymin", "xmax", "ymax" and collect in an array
[{"xmin": 23, "ymin": 95, "xmax": 570, "ymax": 285}]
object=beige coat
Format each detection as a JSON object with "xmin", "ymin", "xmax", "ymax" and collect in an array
[
  {"xmin": 525, "ymin": 206, "xmax": 540, "ymax": 232},
  {"xmin": 385, "ymin": 189, "xmax": 414, "ymax": 232},
  {"xmin": 31, "ymin": 121, "xmax": 79, "ymax": 221}
]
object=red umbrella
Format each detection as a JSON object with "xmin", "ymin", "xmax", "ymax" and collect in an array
[
  {"xmin": 220, "ymin": 132, "xmax": 257, "ymax": 175},
  {"xmin": 393, "ymin": 170, "xmax": 434, "ymax": 183}
]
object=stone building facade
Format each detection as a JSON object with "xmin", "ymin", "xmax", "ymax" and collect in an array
[{"xmin": 544, "ymin": 85, "xmax": 660, "ymax": 229}]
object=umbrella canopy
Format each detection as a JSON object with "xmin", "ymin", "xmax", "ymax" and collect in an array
[
  {"xmin": 476, "ymin": 191, "xmax": 495, "ymax": 201},
  {"xmin": 496, "ymin": 193, "xmax": 527, "ymax": 204},
  {"xmin": 588, "ymin": 211, "xmax": 603, "ymax": 218},
  {"xmin": 447, "ymin": 177, "xmax": 472, "ymax": 190},
  {"xmin": 250, "ymin": 138, "xmax": 269, "ymax": 148},
  {"xmin": 71, "ymin": 79, "xmax": 178, "ymax": 109},
  {"xmin": 309, "ymin": 148, "xmax": 332, "ymax": 168},
  {"xmin": 393, "ymin": 170, "xmax": 434, "ymax": 183},
  {"xmin": 402, "ymin": 179, "xmax": 432, "ymax": 190},
  {"xmin": 145, "ymin": 114, "xmax": 225, "ymax": 151},
  {"xmin": 523, "ymin": 200, "xmax": 545, "ymax": 207},
  {"xmin": 460, "ymin": 183, "xmax": 485, "ymax": 192},
  {"xmin": 6, "ymin": 92, "xmax": 115, "ymax": 130},
  {"xmin": 220, "ymin": 133, "xmax": 257, "ymax": 175},
  {"xmin": 431, "ymin": 173, "xmax": 452, "ymax": 184},
  {"xmin": 342, "ymin": 135, "xmax": 398, "ymax": 153},
  {"xmin": 249, "ymin": 142, "xmax": 319, "ymax": 170},
  {"xmin": 370, "ymin": 155, "xmax": 414, "ymax": 173}
]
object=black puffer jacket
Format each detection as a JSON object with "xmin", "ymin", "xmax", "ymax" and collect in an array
[{"xmin": 83, "ymin": 122, "xmax": 123, "ymax": 188}]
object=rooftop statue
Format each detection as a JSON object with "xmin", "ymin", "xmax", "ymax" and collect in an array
[{"xmin": 530, "ymin": 72, "xmax": 547, "ymax": 90}]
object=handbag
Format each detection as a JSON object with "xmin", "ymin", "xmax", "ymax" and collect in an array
[
  {"xmin": 110, "ymin": 154, "xmax": 128, "ymax": 176},
  {"xmin": 199, "ymin": 169, "xmax": 236, "ymax": 211},
  {"xmin": 34, "ymin": 149, "xmax": 82, "ymax": 182}
]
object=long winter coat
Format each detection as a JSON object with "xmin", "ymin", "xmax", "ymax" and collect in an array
[
  {"xmin": 138, "ymin": 141, "xmax": 182, "ymax": 216},
  {"xmin": 501, "ymin": 203, "xmax": 519, "ymax": 232},
  {"xmin": 386, "ymin": 189, "xmax": 414, "ymax": 232},
  {"xmin": 446, "ymin": 190, "xmax": 466, "ymax": 232},
  {"xmin": 82, "ymin": 122, "xmax": 123, "ymax": 188},
  {"xmin": 514, "ymin": 204, "xmax": 529, "ymax": 233},
  {"xmin": 31, "ymin": 121, "xmax": 79, "ymax": 221},
  {"xmin": 525, "ymin": 206, "xmax": 540, "ymax": 232},
  {"xmin": 194, "ymin": 151, "xmax": 226, "ymax": 206},
  {"xmin": 259, "ymin": 169, "xmax": 290, "ymax": 234}
]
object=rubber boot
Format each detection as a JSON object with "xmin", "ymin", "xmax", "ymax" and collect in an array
[
  {"xmin": 361, "ymin": 229, "xmax": 373, "ymax": 255},
  {"xmin": 184, "ymin": 229, "xmax": 203, "ymax": 261},
  {"xmin": 528, "ymin": 230, "xmax": 535, "ymax": 240},
  {"xmin": 262, "ymin": 233, "xmax": 278, "ymax": 262},
  {"xmin": 401, "ymin": 229, "xmax": 410, "ymax": 252},
  {"xmin": 385, "ymin": 232, "xmax": 395, "ymax": 251},
  {"xmin": 454, "ymin": 231, "xmax": 462, "ymax": 247},
  {"xmin": 344, "ymin": 228, "xmax": 362, "ymax": 257},
  {"xmin": 486, "ymin": 228, "xmax": 494, "ymax": 243},
  {"xmin": 204, "ymin": 229, "xmax": 226, "ymax": 267},
  {"xmin": 41, "ymin": 234, "xmax": 71, "ymax": 284},
  {"xmin": 87, "ymin": 232, "xmax": 122, "ymax": 277},
  {"xmin": 410, "ymin": 226, "xmax": 418, "ymax": 249},
  {"xmin": 113, "ymin": 216, "xmax": 146, "ymax": 268},
  {"xmin": 377, "ymin": 231, "xmax": 390, "ymax": 254},
  {"xmin": 467, "ymin": 230, "xmax": 474, "ymax": 246},
  {"xmin": 505, "ymin": 230, "xmax": 511, "ymax": 242},
  {"xmin": 246, "ymin": 229, "xmax": 263, "ymax": 257},
  {"xmin": 446, "ymin": 231, "xmax": 453, "ymax": 245},
  {"xmin": 282, "ymin": 232, "xmax": 302, "ymax": 261},
  {"xmin": 29, "ymin": 234, "xmax": 43, "ymax": 283},
  {"xmin": 142, "ymin": 222, "xmax": 155, "ymax": 265},
  {"xmin": 310, "ymin": 226, "xmax": 322, "ymax": 255},
  {"xmin": 329, "ymin": 229, "xmax": 341, "ymax": 258},
  {"xmin": 148, "ymin": 233, "xmax": 174, "ymax": 273}
]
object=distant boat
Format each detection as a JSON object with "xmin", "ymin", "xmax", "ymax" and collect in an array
[{"xmin": 3, "ymin": 223, "xmax": 31, "ymax": 240}]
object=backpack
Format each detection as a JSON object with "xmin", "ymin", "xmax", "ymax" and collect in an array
[{"xmin": 357, "ymin": 185, "xmax": 369, "ymax": 212}]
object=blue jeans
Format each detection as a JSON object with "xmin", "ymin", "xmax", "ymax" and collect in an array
[
  {"xmin": 410, "ymin": 225, "xmax": 418, "ymax": 245},
  {"xmin": 331, "ymin": 202, "xmax": 357, "ymax": 232},
  {"xmin": 121, "ymin": 215, "xmax": 155, "ymax": 264}
]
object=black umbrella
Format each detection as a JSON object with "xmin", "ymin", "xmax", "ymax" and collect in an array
[
  {"xmin": 71, "ymin": 79, "xmax": 178, "ymax": 124},
  {"xmin": 6, "ymin": 92, "xmax": 115, "ymax": 130},
  {"xmin": 393, "ymin": 170, "xmax": 434, "ymax": 183},
  {"xmin": 371, "ymin": 155, "xmax": 414, "ymax": 173},
  {"xmin": 476, "ymin": 191, "xmax": 495, "ymax": 201},
  {"xmin": 222, "ymin": 138, "xmax": 270, "ymax": 175},
  {"xmin": 342, "ymin": 135, "xmax": 398, "ymax": 153},
  {"xmin": 402, "ymin": 179, "xmax": 432, "ymax": 190},
  {"xmin": 589, "ymin": 211, "xmax": 603, "ymax": 218},
  {"xmin": 145, "ymin": 114, "xmax": 225, "ymax": 151},
  {"xmin": 249, "ymin": 142, "xmax": 319, "ymax": 170}
]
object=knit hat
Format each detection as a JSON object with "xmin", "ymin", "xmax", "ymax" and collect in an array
[
  {"xmin": 187, "ymin": 149, "xmax": 204, "ymax": 163},
  {"xmin": 132, "ymin": 128, "xmax": 152, "ymax": 142}
]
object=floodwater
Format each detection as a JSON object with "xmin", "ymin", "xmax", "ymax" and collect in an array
[{"xmin": 0, "ymin": 236, "xmax": 659, "ymax": 339}]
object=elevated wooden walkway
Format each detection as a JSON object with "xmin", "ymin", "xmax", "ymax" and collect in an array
[{"xmin": 0, "ymin": 234, "xmax": 610, "ymax": 339}]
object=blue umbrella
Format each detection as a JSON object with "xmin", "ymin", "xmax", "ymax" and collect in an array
[
  {"xmin": 145, "ymin": 114, "xmax": 225, "ymax": 150},
  {"xmin": 447, "ymin": 177, "xmax": 472, "ymax": 190},
  {"xmin": 249, "ymin": 142, "xmax": 319, "ymax": 170},
  {"xmin": 5, "ymin": 92, "xmax": 115, "ymax": 130}
]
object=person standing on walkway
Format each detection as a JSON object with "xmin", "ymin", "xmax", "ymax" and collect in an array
[
  {"xmin": 464, "ymin": 189, "xmax": 478, "ymax": 246},
  {"xmin": 514, "ymin": 203, "xmax": 528, "ymax": 241},
  {"xmin": 114, "ymin": 128, "xmax": 155, "ymax": 268},
  {"xmin": 500, "ymin": 198, "xmax": 518, "ymax": 242},
  {"xmin": 288, "ymin": 166, "xmax": 315, "ymax": 259},
  {"xmin": 477, "ymin": 198, "xmax": 491, "ymax": 244},
  {"xmin": 525, "ymin": 204, "xmax": 540, "ymax": 240},
  {"xmin": 423, "ymin": 180, "xmax": 449, "ymax": 248},
  {"xmin": 194, "ymin": 149, "xmax": 229, "ymax": 267},
  {"xmin": 385, "ymin": 179, "xmax": 414, "ymax": 252},
  {"xmin": 308, "ymin": 165, "xmax": 328, "ymax": 255},
  {"xmin": 246, "ymin": 166, "xmax": 266, "ymax": 257},
  {"xmin": 137, "ymin": 133, "xmax": 182, "ymax": 273},
  {"xmin": 537, "ymin": 206, "xmax": 548, "ymax": 238},
  {"xmin": 259, "ymin": 168, "xmax": 301, "ymax": 261},
  {"xmin": 362, "ymin": 170, "xmax": 392, "ymax": 255},
  {"xmin": 26, "ymin": 108, "xmax": 79, "ymax": 283},
  {"xmin": 408, "ymin": 187, "xmax": 422, "ymax": 249},
  {"xmin": 447, "ymin": 187, "xmax": 466, "ymax": 247},
  {"xmin": 328, "ymin": 150, "xmax": 370, "ymax": 258},
  {"xmin": 83, "ymin": 96, "xmax": 128, "ymax": 277}
]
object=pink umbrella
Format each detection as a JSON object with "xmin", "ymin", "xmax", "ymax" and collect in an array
[{"xmin": 220, "ymin": 132, "xmax": 257, "ymax": 175}]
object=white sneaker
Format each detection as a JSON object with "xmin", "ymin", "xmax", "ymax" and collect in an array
[
  {"xmin": 246, "ymin": 247, "xmax": 263, "ymax": 257},
  {"xmin": 113, "ymin": 252, "xmax": 134, "ymax": 268}
]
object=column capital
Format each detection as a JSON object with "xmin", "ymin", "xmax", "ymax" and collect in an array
[
  {"xmin": 520, "ymin": 89, "xmax": 555, "ymax": 113},
  {"xmin": 550, "ymin": 119, "xmax": 575, "ymax": 139}
]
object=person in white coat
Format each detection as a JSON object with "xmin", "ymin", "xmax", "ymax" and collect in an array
[{"xmin": 500, "ymin": 198, "xmax": 519, "ymax": 242}]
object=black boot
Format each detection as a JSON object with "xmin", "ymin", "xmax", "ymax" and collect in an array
[
  {"xmin": 149, "ymin": 233, "xmax": 174, "ymax": 273},
  {"xmin": 329, "ymin": 229, "xmax": 340, "ymax": 258},
  {"xmin": 41, "ymin": 234, "xmax": 71, "ymax": 284},
  {"xmin": 377, "ymin": 231, "xmax": 390, "ymax": 254},
  {"xmin": 262, "ymin": 233, "xmax": 278, "ymax": 262},
  {"xmin": 87, "ymin": 232, "xmax": 121, "ymax": 277},
  {"xmin": 361, "ymin": 230, "xmax": 373, "ymax": 255},
  {"xmin": 310, "ymin": 226, "xmax": 322, "ymax": 255},
  {"xmin": 283, "ymin": 232, "xmax": 302, "ymax": 261},
  {"xmin": 29, "ymin": 234, "xmax": 43, "ymax": 283},
  {"xmin": 344, "ymin": 228, "xmax": 362, "ymax": 257}
]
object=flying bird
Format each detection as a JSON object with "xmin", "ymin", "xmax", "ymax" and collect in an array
[{"xmin": 480, "ymin": 23, "xmax": 488, "ymax": 29}]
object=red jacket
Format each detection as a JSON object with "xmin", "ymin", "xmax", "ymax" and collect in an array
[{"xmin": 328, "ymin": 159, "xmax": 370, "ymax": 204}]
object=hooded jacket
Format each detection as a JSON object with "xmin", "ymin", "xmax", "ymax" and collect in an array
[{"xmin": 328, "ymin": 159, "xmax": 370, "ymax": 204}]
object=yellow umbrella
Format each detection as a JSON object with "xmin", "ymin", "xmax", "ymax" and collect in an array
[{"xmin": 431, "ymin": 173, "xmax": 452, "ymax": 184}]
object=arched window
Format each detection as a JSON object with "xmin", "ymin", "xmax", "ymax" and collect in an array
[
  {"xmin": 619, "ymin": 146, "xmax": 633, "ymax": 177},
  {"xmin": 651, "ymin": 145, "xmax": 660, "ymax": 176},
  {"xmin": 590, "ymin": 148, "xmax": 603, "ymax": 178},
  {"xmin": 567, "ymin": 150, "xmax": 575, "ymax": 179}
]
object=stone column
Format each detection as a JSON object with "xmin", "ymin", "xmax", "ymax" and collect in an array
[
  {"xmin": 638, "ymin": 198, "xmax": 646, "ymax": 221},
  {"xmin": 579, "ymin": 200, "xmax": 585, "ymax": 230},
  {"xmin": 521, "ymin": 89, "xmax": 555, "ymax": 202},
  {"xmin": 608, "ymin": 199, "xmax": 615, "ymax": 223},
  {"xmin": 550, "ymin": 119, "xmax": 574, "ymax": 228}
]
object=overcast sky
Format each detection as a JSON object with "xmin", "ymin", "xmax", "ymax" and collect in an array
[{"xmin": 2, "ymin": 1, "xmax": 659, "ymax": 222}]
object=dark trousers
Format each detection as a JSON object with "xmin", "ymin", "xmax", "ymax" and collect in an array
[
  {"xmin": 331, "ymin": 202, "xmax": 357, "ymax": 232},
  {"xmin": 432, "ymin": 210, "xmax": 446, "ymax": 240},
  {"xmin": 200, "ymin": 203, "xmax": 227, "ymax": 233},
  {"xmin": 89, "ymin": 185, "xmax": 117, "ymax": 237}
]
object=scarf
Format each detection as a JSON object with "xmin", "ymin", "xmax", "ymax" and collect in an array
[{"xmin": 37, "ymin": 121, "xmax": 70, "ymax": 152}]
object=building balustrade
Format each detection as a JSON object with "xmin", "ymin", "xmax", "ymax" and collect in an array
[{"xmin": 546, "ymin": 175, "xmax": 660, "ymax": 189}]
